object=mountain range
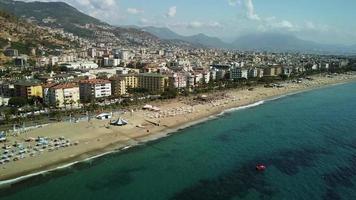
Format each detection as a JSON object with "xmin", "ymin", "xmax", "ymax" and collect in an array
[
  {"xmin": 1, "ymin": 0, "xmax": 356, "ymax": 54},
  {"xmin": 141, "ymin": 26, "xmax": 228, "ymax": 49},
  {"xmin": 142, "ymin": 26, "xmax": 356, "ymax": 54}
]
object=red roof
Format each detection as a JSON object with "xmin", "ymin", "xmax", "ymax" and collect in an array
[{"xmin": 42, "ymin": 83, "xmax": 58, "ymax": 89}]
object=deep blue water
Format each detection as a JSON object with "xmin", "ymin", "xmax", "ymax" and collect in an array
[{"xmin": 1, "ymin": 82, "xmax": 356, "ymax": 200}]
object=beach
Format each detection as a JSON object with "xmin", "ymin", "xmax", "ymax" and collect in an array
[{"xmin": 1, "ymin": 72, "xmax": 356, "ymax": 183}]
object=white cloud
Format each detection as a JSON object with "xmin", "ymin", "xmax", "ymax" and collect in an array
[
  {"xmin": 127, "ymin": 8, "xmax": 144, "ymax": 15},
  {"xmin": 166, "ymin": 6, "xmax": 177, "ymax": 18},
  {"xmin": 140, "ymin": 18, "xmax": 149, "ymax": 24},
  {"xmin": 188, "ymin": 21, "xmax": 203, "ymax": 28},
  {"xmin": 209, "ymin": 22, "xmax": 223, "ymax": 28},
  {"xmin": 169, "ymin": 21, "xmax": 222, "ymax": 30},
  {"xmin": 228, "ymin": 0, "xmax": 241, "ymax": 6},
  {"xmin": 278, "ymin": 20, "xmax": 294, "ymax": 29},
  {"xmin": 245, "ymin": 0, "xmax": 260, "ymax": 20}
]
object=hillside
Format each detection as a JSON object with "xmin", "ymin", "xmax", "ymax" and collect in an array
[
  {"xmin": 0, "ymin": 10, "xmax": 78, "ymax": 63},
  {"xmin": 0, "ymin": 0, "xmax": 106, "ymax": 38},
  {"xmin": 142, "ymin": 26, "xmax": 229, "ymax": 48},
  {"xmin": 0, "ymin": 0, "xmax": 196, "ymax": 49}
]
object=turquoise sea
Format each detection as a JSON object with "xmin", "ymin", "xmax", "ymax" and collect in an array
[{"xmin": 1, "ymin": 82, "xmax": 356, "ymax": 200}]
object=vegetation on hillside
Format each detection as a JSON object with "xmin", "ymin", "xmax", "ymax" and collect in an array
[
  {"xmin": 0, "ymin": 10, "xmax": 78, "ymax": 56},
  {"xmin": 0, "ymin": 37, "xmax": 8, "ymax": 49},
  {"xmin": 0, "ymin": 0, "xmax": 104, "ymax": 38}
]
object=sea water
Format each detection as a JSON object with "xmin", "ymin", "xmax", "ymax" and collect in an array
[{"xmin": 1, "ymin": 82, "xmax": 356, "ymax": 200}]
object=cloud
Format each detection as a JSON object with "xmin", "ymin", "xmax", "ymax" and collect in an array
[
  {"xmin": 244, "ymin": 0, "xmax": 260, "ymax": 20},
  {"xmin": 166, "ymin": 6, "xmax": 177, "ymax": 18},
  {"xmin": 188, "ymin": 21, "xmax": 203, "ymax": 28},
  {"xmin": 140, "ymin": 18, "xmax": 149, "ymax": 24},
  {"xmin": 228, "ymin": 0, "xmax": 241, "ymax": 6},
  {"xmin": 168, "ymin": 21, "xmax": 222, "ymax": 30},
  {"xmin": 127, "ymin": 8, "xmax": 144, "ymax": 15}
]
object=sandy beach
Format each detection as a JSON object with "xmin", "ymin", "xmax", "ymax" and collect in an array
[{"xmin": 0, "ymin": 73, "xmax": 356, "ymax": 183}]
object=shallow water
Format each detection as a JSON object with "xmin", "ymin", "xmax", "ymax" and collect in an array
[{"xmin": 1, "ymin": 82, "xmax": 356, "ymax": 200}]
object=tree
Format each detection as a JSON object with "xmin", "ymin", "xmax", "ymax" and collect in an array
[
  {"xmin": 161, "ymin": 88, "xmax": 178, "ymax": 99},
  {"xmin": 279, "ymin": 74, "xmax": 288, "ymax": 81},
  {"xmin": 8, "ymin": 97, "xmax": 28, "ymax": 107}
]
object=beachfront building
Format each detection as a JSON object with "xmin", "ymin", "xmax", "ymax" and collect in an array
[
  {"xmin": 110, "ymin": 76, "xmax": 127, "ymax": 97},
  {"xmin": 169, "ymin": 73, "xmax": 187, "ymax": 89},
  {"xmin": 47, "ymin": 83, "xmax": 80, "ymax": 108},
  {"xmin": 230, "ymin": 67, "xmax": 248, "ymax": 80},
  {"xmin": 248, "ymin": 68, "xmax": 258, "ymax": 78},
  {"xmin": 275, "ymin": 66, "xmax": 283, "ymax": 76},
  {"xmin": 117, "ymin": 74, "xmax": 139, "ymax": 90},
  {"xmin": 138, "ymin": 73, "xmax": 169, "ymax": 94},
  {"xmin": 257, "ymin": 68, "xmax": 264, "ymax": 78},
  {"xmin": 283, "ymin": 66, "xmax": 294, "ymax": 77},
  {"xmin": 79, "ymin": 79, "xmax": 112, "ymax": 102},
  {"xmin": 42, "ymin": 83, "xmax": 59, "ymax": 105},
  {"xmin": 263, "ymin": 67, "xmax": 277, "ymax": 77},
  {"xmin": 14, "ymin": 79, "xmax": 43, "ymax": 98}
]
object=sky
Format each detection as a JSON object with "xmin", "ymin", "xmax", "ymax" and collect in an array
[{"xmin": 21, "ymin": 0, "xmax": 356, "ymax": 45}]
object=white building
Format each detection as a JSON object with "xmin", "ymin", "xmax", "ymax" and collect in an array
[
  {"xmin": 88, "ymin": 48, "xmax": 97, "ymax": 58},
  {"xmin": 283, "ymin": 66, "xmax": 293, "ymax": 77},
  {"xmin": 169, "ymin": 73, "xmax": 187, "ymax": 89},
  {"xmin": 50, "ymin": 56, "xmax": 59, "ymax": 66},
  {"xmin": 120, "ymin": 50, "xmax": 131, "ymax": 61},
  {"xmin": 202, "ymin": 71, "xmax": 211, "ymax": 84},
  {"xmin": 79, "ymin": 79, "xmax": 112, "ymax": 102},
  {"xmin": 103, "ymin": 57, "xmax": 120, "ymax": 67},
  {"xmin": 61, "ymin": 61, "xmax": 99, "ymax": 70}
]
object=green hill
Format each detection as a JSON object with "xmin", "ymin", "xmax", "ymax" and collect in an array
[{"xmin": 0, "ymin": 0, "xmax": 107, "ymax": 38}]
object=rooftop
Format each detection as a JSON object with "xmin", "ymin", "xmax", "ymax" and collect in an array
[{"xmin": 79, "ymin": 79, "xmax": 111, "ymax": 84}]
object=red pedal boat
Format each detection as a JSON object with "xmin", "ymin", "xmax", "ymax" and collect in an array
[{"xmin": 256, "ymin": 164, "xmax": 266, "ymax": 171}]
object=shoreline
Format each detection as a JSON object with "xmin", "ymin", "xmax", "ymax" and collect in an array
[{"xmin": 1, "ymin": 74, "xmax": 356, "ymax": 186}]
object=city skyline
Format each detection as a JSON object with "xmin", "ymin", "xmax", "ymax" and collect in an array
[{"xmin": 18, "ymin": 0, "xmax": 356, "ymax": 45}]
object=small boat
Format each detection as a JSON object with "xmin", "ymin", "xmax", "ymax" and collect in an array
[{"xmin": 256, "ymin": 164, "xmax": 266, "ymax": 171}]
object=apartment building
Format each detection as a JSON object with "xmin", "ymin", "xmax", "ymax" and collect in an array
[
  {"xmin": 117, "ymin": 74, "xmax": 139, "ymax": 90},
  {"xmin": 79, "ymin": 79, "xmax": 112, "ymax": 102},
  {"xmin": 110, "ymin": 76, "xmax": 127, "ymax": 97},
  {"xmin": 14, "ymin": 80, "xmax": 43, "ymax": 98},
  {"xmin": 138, "ymin": 73, "xmax": 169, "ymax": 93},
  {"xmin": 47, "ymin": 83, "xmax": 80, "ymax": 108},
  {"xmin": 230, "ymin": 67, "xmax": 248, "ymax": 79}
]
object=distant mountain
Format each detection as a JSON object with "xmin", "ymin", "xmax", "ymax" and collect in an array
[
  {"xmin": 232, "ymin": 33, "xmax": 319, "ymax": 52},
  {"xmin": 142, "ymin": 26, "xmax": 229, "ymax": 48},
  {"xmin": 0, "ymin": 0, "xmax": 106, "ymax": 38},
  {"xmin": 1, "ymin": 1, "xmax": 355, "ymax": 54},
  {"xmin": 141, "ymin": 27, "xmax": 356, "ymax": 54},
  {"xmin": 231, "ymin": 32, "xmax": 356, "ymax": 54}
]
